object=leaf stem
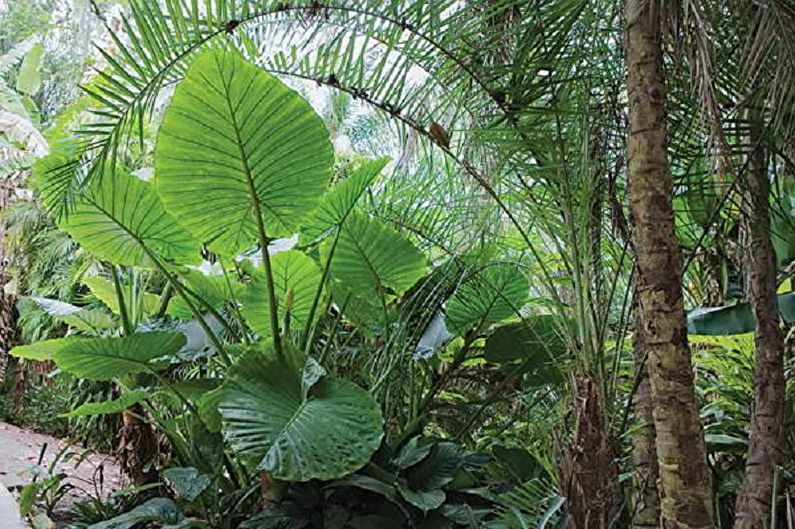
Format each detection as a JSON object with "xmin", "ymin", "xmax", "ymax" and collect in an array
[
  {"xmin": 110, "ymin": 265, "xmax": 133, "ymax": 336},
  {"xmin": 301, "ymin": 229, "xmax": 341, "ymax": 352}
]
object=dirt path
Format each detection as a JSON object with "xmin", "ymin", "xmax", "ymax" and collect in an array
[{"xmin": 0, "ymin": 421, "xmax": 122, "ymax": 519}]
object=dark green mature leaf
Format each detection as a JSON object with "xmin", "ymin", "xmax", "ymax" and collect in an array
[
  {"xmin": 492, "ymin": 446, "xmax": 542, "ymax": 483},
  {"xmin": 326, "ymin": 212, "xmax": 426, "ymax": 306},
  {"xmin": 687, "ymin": 293, "xmax": 795, "ymax": 335},
  {"xmin": 219, "ymin": 352, "xmax": 383, "ymax": 481},
  {"xmin": 53, "ymin": 332, "xmax": 185, "ymax": 381},
  {"xmin": 446, "ymin": 264, "xmax": 528, "ymax": 335},
  {"xmin": 397, "ymin": 482, "xmax": 446, "ymax": 512},
  {"xmin": 65, "ymin": 390, "xmax": 150, "ymax": 418},
  {"xmin": 484, "ymin": 317, "xmax": 566, "ymax": 385},
  {"xmin": 240, "ymin": 250, "xmax": 322, "ymax": 337},
  {"xmin": 162, "ymin": 467, "xmax": 213, "ymax": 502},
  {"xmin": 406, "ymin": 442, "xmax": 466, "ymax": 491},
  {"xmin": 394, "ymin": 437, "xmax": 433, "ymax": 469},
  {"xmin": 87, "ymin": 498, "xmax": 183, "ymax": 529},
  {"xmin": 59, "ymin": 171, "xmax": 200, "ymax": 267},
  {"xmin": 300, "ymin": 157, "xmax": 389, "ymax": 243},
  {"xmin": 155, "ymin": 49, "xmax": 334, "ymax": 256}
]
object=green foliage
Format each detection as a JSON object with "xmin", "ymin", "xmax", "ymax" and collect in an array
[
  {"xmin": 51, "ymin": 170, "xmax": 200, "ymax": 268},
  {"xmin": 15, "ymin": 42, "xmax": 43, "ymax": 95},
  {"xmin": 446, "ymin": 264, "xmax": 529, "ymax": 336},
  {"xmin": 220, "ymin": 353, "xmax": 384, "ymax": 481},
  {"xmin": 64, "ymin": 390, "xmax": 149, "ymax": 418},
  {"xmin": 687, "ymin": 292, "xmax": 795, "ymax": 335},
  {"xmin": 155, "ymin": 49, "xmax": 334, "ymax": 255},
  {"xmin": 241, "ymin": 250, "xmax": 322, "ymax": 337},
  {"xmin": 18, "ymin": 332, "xmax": 185, "ymax": 381},
  {"xmin": 326, "ymin": 212, "xmax": 427, "ymax": 308}
]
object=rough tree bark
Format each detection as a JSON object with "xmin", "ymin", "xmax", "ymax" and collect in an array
[
  {"xmin": 118, "ymin": 404, "xmax": 159, "ymax": 486},
  {"xmin": 733, "ymin": 110, "xmax": 785, "ymax": 529},
  {"xmin": 561, "ymin": 374, "xmax": 622, "ymax": 529},
  {"xmin": 625, "ymin": 1, "xmax": 714, "ymax": 527},
  {"xmin": 631, "ymin": 302, "xmax": 661, "ymax": 528}
]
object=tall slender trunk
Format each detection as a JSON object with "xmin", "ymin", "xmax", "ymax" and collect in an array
[
  {"xmin": 625, "ymin": 2, "xmax": 714, "ymax": 527},
  {"xmin": 631, "ymin": 301, "xmax": 661, "ymax": 528},
  {"xmin": 0, "ymin": 172, "xmax": 21, "ymax": 385},
  {"xmin": 733, "ymin": 110, "xmax": 785, "ymax": 529}
]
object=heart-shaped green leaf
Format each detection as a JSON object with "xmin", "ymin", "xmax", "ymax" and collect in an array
[
  {"xmin": 219, "ymin": 352, "xmax": 383, "ymax": 481},
  {"xmin": 155, "ymin": 49, "xmax": 334, "ymax": 255}
]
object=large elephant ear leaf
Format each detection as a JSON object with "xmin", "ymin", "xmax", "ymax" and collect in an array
[
  {"xmin": 155, "ymin": 49, "xmax": 334, "ymax": 256},
  {"xmin": 446, "ymin": 264, "xmax": 528, "ymax": 336},
  {"xmin": 240, "ymin": 250, "xmax": 322, "ymax": 337},
  {"xmin": 326, "ymin": 212, "xmax": 426, "ymax": 307},
  {"xmin": 219, "ymin": 352, "xmax": 383, "ymax": 481},
  {"xmin": 301, "ymin": 157, "xmax": 389, "ymax": 244},
  {"xmin": 52, "ymin": 332, "xmax": 186, "ymax": 381},
  {"xmin": 58, "ymin": 171, "xmax": 200, "ymax": 267}
]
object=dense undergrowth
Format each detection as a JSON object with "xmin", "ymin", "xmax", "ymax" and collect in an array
[{"xmin": 0, "ymin": 0, "xmax": 793, "ymax": 528}]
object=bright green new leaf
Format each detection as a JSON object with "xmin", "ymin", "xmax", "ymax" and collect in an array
[
  {"xmin": 219, "ymin": 352, "xmax": 383, "ymax": 481},
  {"xmin": 59, "ymin": 172, "xmax": 200, "ymax": 268},
  {"xmin": 168, "ymin": 268, "xmax": 243, "ymax": 320},
  {"xmin": 15, "ymin": 42, "xmax": 43, "ymax": 95},
  {"xmin": 446, "ymin": 264, "xmax": 528, "ymax": 335},
  {"xmin": 10, "ymin": 336, "xmax": 83, "ymax": 362},
  {"xmin": 53, "ymin": 332, "xmax": 185, "ymax": 381},
  {"xmin": 301, "ymin": 157, "xmax": 389, "ymax": 243},
  {"xmin": 326, "ymin": 212, "xmax": 426, "ymax": 307},
  {"xmin": 65, "ymin": 390, "xmax": 150, "ymax": 418},
  {"xmin": 83, "ymin": 277, "xmax": 160, "ymax": 317},
  {"xmin": 240, "ymin": 250, "xmax": 322, "ymax": 337},
  {"xmin": 155, "ymin": 49, "xmax": 334, "ymax": 256}
]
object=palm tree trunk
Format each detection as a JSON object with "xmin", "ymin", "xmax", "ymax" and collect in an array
[
  {"xmin": 733, "ymin": 109, "xmax": 785, "ymax": 529},
  {"xmin": 631, "ymin": 302, "xmax": 661, "ymax": 528},
  {"xmin": 0, "ymin": 172, "xmax": 21, "ymax": 385},
  {"xmin": 118, "ymin": 405, "xmax": 159, "ymax": 486},
  {"xmin": 625, "ymin": 2, "xmax": 714, "ymax": 527},
  {"xmin": 561, "ymin": 374, "xmax": 622, "ymax": 529}
]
